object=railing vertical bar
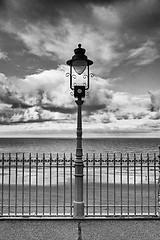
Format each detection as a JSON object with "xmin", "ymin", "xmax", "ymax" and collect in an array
[
  {"xmin": 43, "ymin": 153, "xmax": 45, "ymax": 216},
  {"xmin": 141, "ymin": 153, "xmax": 143, "ymax": 216},
  {"xmin": 86, "ymin": 153, "xmax": 89, "ymax": 216},
  {"xmin": 127, "ymin": 153, "xmax": 129, "ymax": 216},
  {"xmin": 134, "ymin": 153, "xmax": 136, "ymax": 216},
  {"xmin": 56, "ymin": 153, "xmax": 59, "ymax": 216},
  {"xmin": 106, "ymin": 153, "xmax": 109, "ymax": 216},
  {"xmin": 36, "ymin": 153, "xmax": 38, "ymax": 216},
  {"xmin": 70, "ymin": 153, "xmax": 73, "ymax": 216},
  {"xmin": 63, "ymin": 153, "xmax": 66, "ymax": 216},
  {"xmin": 22, "ymin": 153, "xmax": 25, "ymax": 216},
  {"xmin": 100, "ymin": 153, "xmax": 102, "ymax": 216},
  {"xmin": 154, "ymin": 153, "xmax": 157, "ymax": 216},
  {"xmin": 113, "ymin": 153, "xmax": 116, "ymax": 216},
  {"xmin": 29, "ymin": 153, "xmax": 31, "ymax": 216},
  {"xmin": 15, "ymin": 153, "xmax": 18, "ymax": 216},
  {"xmin": 8, "ymin": 153, "xmax": 11, "ymax": 216},
  {"xmin": 93, "ymin": 153, "xmax": 95, "ymax": 216},
  {"xmin": 1, "ymin": 153, "xmax": 4, "ymax": 216},
  {"xmin": 120, "ymin": 153, "xmax": 123, "ymax": 216},
  {"xmin": 147, "ymin": 153, "xmax": 150, "ymax": 216},
  {"xmin": 50, "ymin": 153, "xmax": 52, "ymax": 216}
]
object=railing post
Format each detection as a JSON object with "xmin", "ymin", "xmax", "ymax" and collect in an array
[
  {"xmin": 158, "ymin": 147, "xmax": 160, "ymax": 216},
  {"xmin": 74, "ymin": 99, "xmax": 84, "ymax": 218}
]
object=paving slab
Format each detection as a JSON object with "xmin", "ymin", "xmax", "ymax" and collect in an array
[{"xmin": 0, "ymin": 219, "xmax": 160, "ymax": 240}]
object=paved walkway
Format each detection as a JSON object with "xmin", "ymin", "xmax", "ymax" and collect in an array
[{"xmin": 0, "ymin": 219, "xmax": 160, "ymax": 240}]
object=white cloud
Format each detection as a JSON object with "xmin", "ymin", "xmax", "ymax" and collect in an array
[
  {"xmin": 0, "ymin": 66, "xmax": 111, "ymax": 123},
  {"xmin": 21, "ymin": 65, "xmax": 73, "ymax": 108},
  {"xmin": 127, "ymin": 41, "xmax": 160, "ymax": 66},
  {"xmin": 0, "ymin": 67, "xmax": 157, "ymax": 136},
  {"xmin": 0, "ymin": 63, "xmax": 160, "ymax": 136},
  {"xmin": 108, "ymin": 92, "xmax": 150, "ymax": 115},
  {"xmin": 0, "ymin": 50, "xmax": 8, "ymax": 60},
  {"xmin": 90, "ymin": 4, "xmax": 121, "ymax": 29},
  {"xmin": 0, "ymin": 73, "xmax": 8, "ymax": 83}
]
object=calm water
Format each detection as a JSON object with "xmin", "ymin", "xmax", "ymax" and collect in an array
[
  {"xmin": 0, "ymin": 138, "xmax": 159, "ymax": 157},
  {"xmin": 0, "ymin": 138, "xmax": 159, "ymax": 185}
]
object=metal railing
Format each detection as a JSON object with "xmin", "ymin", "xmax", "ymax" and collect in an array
[
  {"xmin": 84, "ymin": 153, "xmax": 159, "ymax": 217},
  {"xmin": 0, "ymin": 152, "xmax": 159, "ymax": 218},
  {"xmin": 0, "ymin": 153, "xmax": 74, "ymax": 217}
]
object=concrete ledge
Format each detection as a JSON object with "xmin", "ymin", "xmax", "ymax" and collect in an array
[{"xmin": 1, "ymin": 219, "xmax": 160, "ymax": 240}]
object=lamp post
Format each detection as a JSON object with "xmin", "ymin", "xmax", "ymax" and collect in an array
[{"xmin": 66, "ymin": 44, "xmax": 93, "ymax": 218}]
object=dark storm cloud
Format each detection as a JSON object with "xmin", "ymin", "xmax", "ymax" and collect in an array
[
  {"xmin": 1, "ymin": 0, "xmax": 159, "ymax": 68},
  {"xmin": 0, "ymin": 87, "xmax": 33, "ymax": 109},
  {"xmin": 0, "ymin": 106, "xmax": 27, "ymax": 124},
  {"xmin": 1, "ymin": 0, "xmax": 159, "ymax": 43},
  {"xmin": 0, "ymin": 0, "xmax": 90, "ymax": 24},
  {"xmin": 0, "ymin": 0, "xmax": 6, "ymax": 9},
  {"xmin": 83, "ymin": 103, "xmax": 106, "ymax": 114},
  {"xmin": 118, "ymin": 0, "xmax": 160, "ymax": 36},
  {"xmin": 41, "ymin": 103, "xmax": 76, "ymax": 114},
  {"xmin": 11, "ymin": 101, "xmax": 33, "ymax": 109},
  {"xmin": 0, "ymin": 0, "xmax": 59, "ymax": 25},
  {"xmin": 0, "ymin": 107, "xmax": 21, "ymax": 120},
  {"xmin": 0, "ymin": 0, "xmax": 138, "ymax": 25},
  {"xmin": 148, "ymin": 90, "xmax": 160, "ymax": 112},
  {"xmin": 0, "ymin": 116, "xmax": 53, "ymax": 125}
]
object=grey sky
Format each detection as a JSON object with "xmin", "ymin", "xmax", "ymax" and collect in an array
[{"xmin": 0, "ymin": 0, "xmax": 160, "ymax": 137}]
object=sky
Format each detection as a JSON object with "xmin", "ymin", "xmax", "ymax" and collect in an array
[{"xmin": 0, "ymin": 0, "xmax": 160, "ymax": 138}]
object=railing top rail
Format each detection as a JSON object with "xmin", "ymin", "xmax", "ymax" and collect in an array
[{"xmin": 0, "ymin": 152, "xmax": 159, "ymax": 163}]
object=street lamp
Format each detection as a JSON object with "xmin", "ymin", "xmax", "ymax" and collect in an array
[{"xmin": 66, "ymin": 44, "xmax": 93, "ymax": 218}]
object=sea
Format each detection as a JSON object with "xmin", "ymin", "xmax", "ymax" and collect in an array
[
  {"xmin": 0, "ymin": 137, "xmax": 160, "ymax": 159},
  {"xmin": 0, "ymin": 138, "xmax": 159, "ymax": 185}
]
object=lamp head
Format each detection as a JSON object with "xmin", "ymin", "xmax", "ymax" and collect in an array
[{"xmin": 66, "ymin": 44, "xmax": 93, "ymax": 75}]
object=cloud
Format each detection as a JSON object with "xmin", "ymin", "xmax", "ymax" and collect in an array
[
  {"xmin": 11, "ymin": 19, "xmax": 121, "ymax": 75},
  {"xmin": 85, "ymin": 89, "xmax": 160, "ymax": 135},
  {"xmin": 1, "ymin": 62, "xmax": 160, "ymax": 137},
  {"xmin": 1, "ymin": 0, "xmax": 160, "ymax": 136},
  {"xmin": 0, "ymin": 0, "xmax": 127, "ymax": 25},
  {"xmin": 0, "ymin": 66, "xmax": 111, "ymax": 123},
  {"xmin": 90, "ymin": 4, "xmax": 121, "ymax": 29},
  {"xmin": 1, "ymin": 70, "xmax": 160, "ymax": 136},
  {"xmin": 0, "ymin": 50, "xmax": 8, "ymax": 60},
  {"xmin": 0, "ymin": 65, "xmax": 155, "ymax": 126},
  {"xmin": 116, "ymin": 0, "xmax": 160, "ymax": 36},
  {"xmin": 148, "ymin": 90, "xmax": 160, "ymax": 112},
  {"xmin": 127, "ymin": 41, "xmax": 160, "ymax": 66},
  {"xmin": 0, "ymin": 2, "xmax": 125, "ymax": 76},
  {"xmin": 82, "ymin": 90, "xmax": 151, "ymax": 130},
  {"xmin": 1, "ymin": 0, "xmax": 160, "ymax": 81},
  {"xmin": 0, "ymin": 74, "xmax": 33, "ymax": 109}
]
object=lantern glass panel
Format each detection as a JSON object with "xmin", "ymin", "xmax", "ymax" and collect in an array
[{"xmin": 72, "ymin": 60, "xmax": 87, "ymax": 75}]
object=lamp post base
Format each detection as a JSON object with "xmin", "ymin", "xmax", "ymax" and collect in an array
[{"xmin": 73, "ymin": 201, "xmax": 85, "ymax": 219}]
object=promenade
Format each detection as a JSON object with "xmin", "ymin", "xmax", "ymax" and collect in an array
[{"xmin": 0, "ymin": 219, "xmax": 160, "ymax": 240}]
